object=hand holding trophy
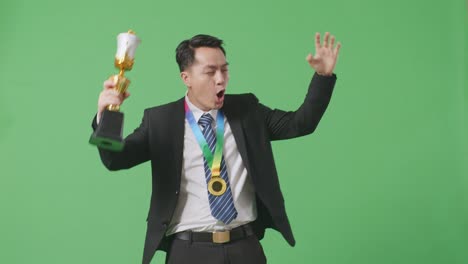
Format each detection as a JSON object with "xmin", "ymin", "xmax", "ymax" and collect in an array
[{"xmin": 89, "ymin": 30, "xmax": 141, "ymax": 151}]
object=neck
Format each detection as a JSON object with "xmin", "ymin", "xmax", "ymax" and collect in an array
[{"xmin": 187, "ymin": 91, "xmax": 211, "ymax": 112}]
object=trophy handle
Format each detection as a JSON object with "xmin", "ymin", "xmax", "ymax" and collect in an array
[{"xmin": 107, "ymin": 74, "xmax": 131, "ymax": 112}]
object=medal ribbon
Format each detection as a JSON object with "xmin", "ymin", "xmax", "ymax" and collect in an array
[{"xmin": 184, "ymin": 101, "xmax": 224, "ymax": 177}]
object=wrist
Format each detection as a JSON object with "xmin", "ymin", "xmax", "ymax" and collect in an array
[{"xmin": 316, "ymin": 71, "xmax": 333, "ymax": 77}]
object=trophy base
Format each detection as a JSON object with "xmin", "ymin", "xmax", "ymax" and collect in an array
[{"xmin": 89, "ymin": 110, "xmax": 125, "ymax": 152}]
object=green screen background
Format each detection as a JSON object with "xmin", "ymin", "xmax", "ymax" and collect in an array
[{"xmin": 0, "ymin": 0, "xmax": 466, "ymax": 263}]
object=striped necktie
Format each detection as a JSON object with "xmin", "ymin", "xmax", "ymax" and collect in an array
[{"xmin": 198, "ymin": 113, "xmax": 238, "ymax": 224}]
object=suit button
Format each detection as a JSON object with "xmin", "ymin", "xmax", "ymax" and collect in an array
[
  {"xmin": 162, "ymin": 222, "xmax": 168, "ymax": 228},
  {"xmin": 175, "ymin": 190, "xmax": 179, "ymax": 195}
]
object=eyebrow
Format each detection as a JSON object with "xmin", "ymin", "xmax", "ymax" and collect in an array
[{"xmin": 203, "ymin": 63, "xmax": 229, "ymax": 70}]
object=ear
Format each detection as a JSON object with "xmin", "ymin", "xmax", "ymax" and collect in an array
[{"xmin": 180, "ymin": 71, "xmax": 191, "ymax": 88}]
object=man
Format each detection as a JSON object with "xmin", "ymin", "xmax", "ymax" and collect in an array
[{"xmin": 92, "ymin": 32, "xmax": 341, "ymax": 264}]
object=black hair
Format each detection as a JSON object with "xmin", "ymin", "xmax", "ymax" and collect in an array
[{"xmin": 175, "ymin": 34, "xmax": 226, "ymax": 72}]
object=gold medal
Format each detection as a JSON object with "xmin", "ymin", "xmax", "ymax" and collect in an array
[
  {"xmin": 185, "ymin": 105, "xmax": 229, "ymax": 197},
  {"xmin": 208, "ymin": 176, "xmax": 227, "ymax": 196}
]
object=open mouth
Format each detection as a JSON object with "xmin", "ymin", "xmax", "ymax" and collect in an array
[{"xmin": 216, "ymin": 90, "xmax": 225, "ymax": 99}]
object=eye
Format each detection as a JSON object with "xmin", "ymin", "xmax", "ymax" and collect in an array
[{"xmin": 205, "ymin": 71, "xmax": 215, "ymax": 75}]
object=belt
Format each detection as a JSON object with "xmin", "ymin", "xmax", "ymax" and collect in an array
[{"xmin": 173, "ymin": 224, "xmax": 254, "ymax": 244}]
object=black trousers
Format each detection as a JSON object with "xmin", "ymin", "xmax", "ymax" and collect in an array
[{"xmin": 165, "ymin": 235, "xmax": 267, "ymax": 264}]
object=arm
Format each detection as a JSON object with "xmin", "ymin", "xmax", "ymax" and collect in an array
[
  {"xmin": 259, "ymin": 73, "xmax": 336, "ymax": 140},
  {"xmin": 91, "ymin": 78, "xmax": 150, "ymax": 171},
  {"xmin": 260, "ymin": 32, "xmax": 341, "ymax": 140},
  {"xmin": 91, "ymin": 109, "xmax": 150, "ymax": 170}
]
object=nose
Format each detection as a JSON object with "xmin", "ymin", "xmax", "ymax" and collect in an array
[{"xmin": 215, "ymin": 70, "xmax": 225, "ymax": 85}]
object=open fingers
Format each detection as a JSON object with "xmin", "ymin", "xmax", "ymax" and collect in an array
[
  {"xmin": 334, "ymin": 42, "xmax": 342, "ymax": 56},
  {"xmin": 323, "ymin": 32, "xmax": 330, "ymax": 47},
  {"xmin": 306, "ymin": 53, "xmax": 314, "ymax": 63},
  {"xmin": 315, "ymin": 32, "xmax": 321, "ymax": 49}
]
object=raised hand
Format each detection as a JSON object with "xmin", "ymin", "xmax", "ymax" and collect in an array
[
  {"xmin": 306, "ymin": 32, "xmax": 341, "ymax": 76},
  {"xmin": 96, "ymin": 78, "xmax": 130, "ymax": 124}
]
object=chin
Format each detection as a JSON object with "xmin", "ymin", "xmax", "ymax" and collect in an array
[{"xmin": 214, "ymin": 102, "xmax": 224, "ymax": 110}]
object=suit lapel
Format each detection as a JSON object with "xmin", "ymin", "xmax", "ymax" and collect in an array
[
  {"xmin": 222, "ymin": 96, "xmax": 253, "ymax": 177},
  {"xmin": 172, "ymin": 97, "xmax": 186, "ymax": 186}
]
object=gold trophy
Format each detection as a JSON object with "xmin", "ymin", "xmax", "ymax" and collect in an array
[{"xmin": 89, "ymin": 30, "xmax": 141, "ymax": 151}]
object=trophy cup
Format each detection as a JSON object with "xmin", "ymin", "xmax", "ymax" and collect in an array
[{"xmin": 89, "ymin": 30, "xmax": 141, "ymax": 151}]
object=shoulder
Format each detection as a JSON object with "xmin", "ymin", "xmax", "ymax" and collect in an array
[
  {"xmin": 143, "ymin": 97, "xmax": 185, "ymax": 116},
  {"xmin": 224, "ymin": 93, "xmax": 259, "ymax": 107},
  {"xmin": 222, "ymin": 93, "xmax": 262, "ymax": 119}
]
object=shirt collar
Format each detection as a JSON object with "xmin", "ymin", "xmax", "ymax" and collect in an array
[{"xmin": 185, "ymin": 92, "xmax": 218, "ymax": 123}]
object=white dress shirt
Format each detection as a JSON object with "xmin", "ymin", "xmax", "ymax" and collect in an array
[{"xmin": 166, "ymin": 95, "xmax": 257, "ymax": 235}]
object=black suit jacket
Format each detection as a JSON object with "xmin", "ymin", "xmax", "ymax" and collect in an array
[{"xmin": 92, "ymin": 73, "xmax": 336, "ymax": 264}]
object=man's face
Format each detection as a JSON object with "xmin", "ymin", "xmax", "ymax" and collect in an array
[{"xmin": 182, "ymin": 47, "xmax": 229, "ymax": 111}]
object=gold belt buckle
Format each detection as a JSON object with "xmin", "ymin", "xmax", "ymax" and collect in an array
[{"xmin": 212, "ymin": 230, "xmax": 230, "ymax": 243}]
